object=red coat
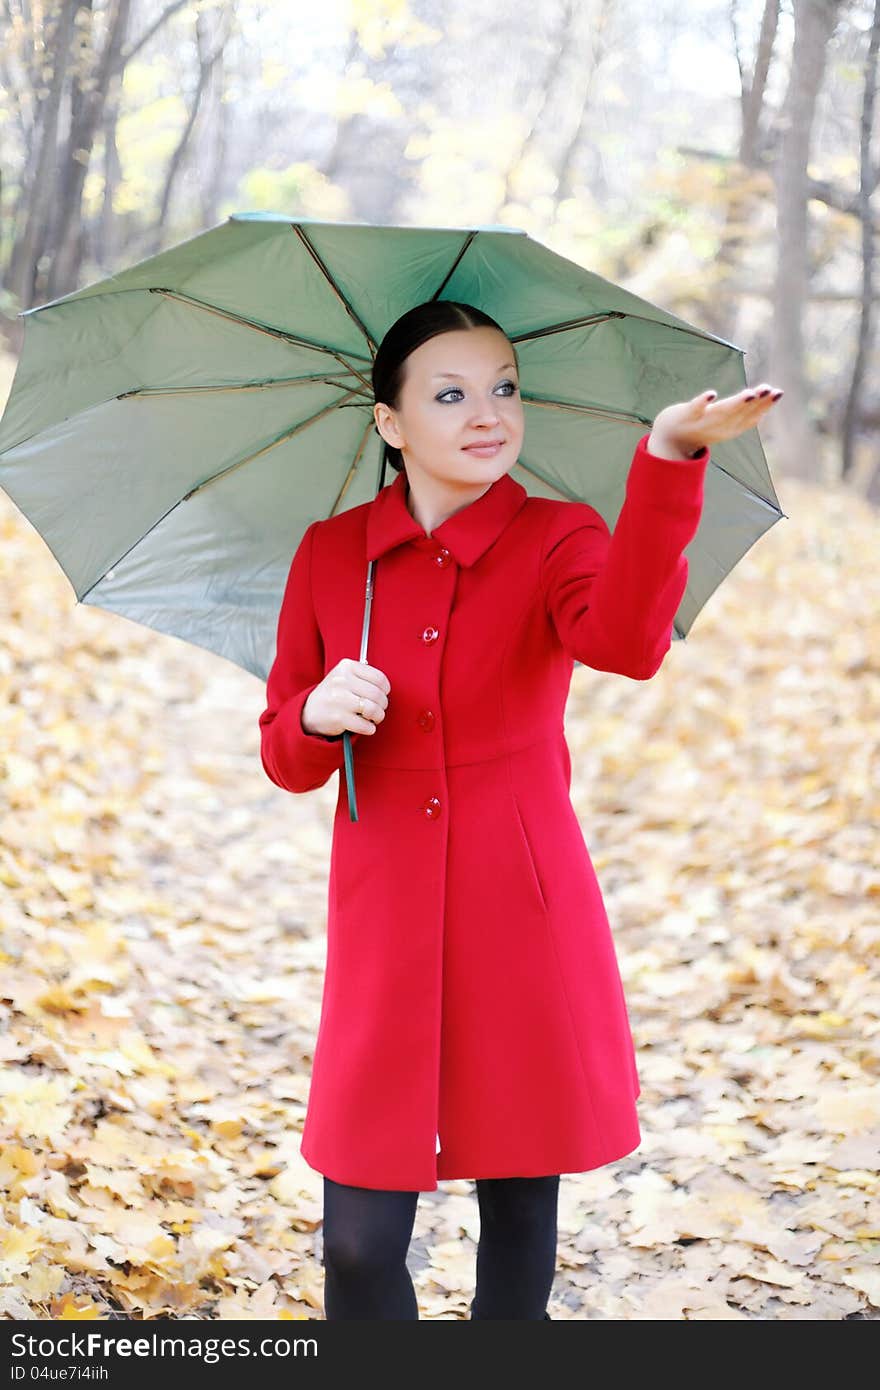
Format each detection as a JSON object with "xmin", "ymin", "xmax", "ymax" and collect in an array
[{"xmin": 259, "ymin": 433, "xmax": 709, "ymax": 1191}]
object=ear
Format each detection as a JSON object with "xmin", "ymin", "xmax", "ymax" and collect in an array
[{"xmin": 374, "ymin": 404, "xmax": 403, "ymax": 450}]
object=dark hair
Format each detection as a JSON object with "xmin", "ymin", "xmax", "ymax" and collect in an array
[{"xmin": 371, "ymin": 301, "xmax": 518, "ymax": 475}]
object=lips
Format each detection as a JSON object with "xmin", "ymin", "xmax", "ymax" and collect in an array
[{"xmin": 463, "ymin": 439, "xmax": 505, "ymax": 450}]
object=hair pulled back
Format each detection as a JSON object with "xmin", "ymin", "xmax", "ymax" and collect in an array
[{"xmin": 371, "ymin": 301, "xmax": 517, "ymax": 475}]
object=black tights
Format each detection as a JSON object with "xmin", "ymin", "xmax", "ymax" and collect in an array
[{"xmin": 322, "ymin": 1174, "xmax": 560, "ymax": 1319}]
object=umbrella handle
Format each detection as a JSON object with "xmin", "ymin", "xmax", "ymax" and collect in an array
[
  {"xmin": 344, "ymin": 451, "xmax": 389, "ymax": 822},
  {"xmin": 344, "ymin": 553, "xmax": 378, "ymax": 822},
  {"xmin": 343, "ymin": 731, "xmax": 358, "ymax": 821}
]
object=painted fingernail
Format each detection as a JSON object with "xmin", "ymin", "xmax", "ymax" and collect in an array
[
  {"xmin": 772, "ymin": 390, "xmax": 783, "ymax": 399},
  {"xmin": 744, "ymin": 394, "xmax": 756, "ymax": 401},
  {"xmin": 758, "ymin": 389, "xmax": 770, "ymax": 397}
]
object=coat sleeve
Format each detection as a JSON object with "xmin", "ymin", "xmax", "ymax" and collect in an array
[
  {"xmin": 258, "ymin": 519, "xmax": 363, "ymax": 793},
  {"xmin": 540, "ymin": 432, "xmax": 709, "ymax": 680}
]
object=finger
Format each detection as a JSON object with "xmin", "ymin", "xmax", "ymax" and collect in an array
[
  {"xmin": 736, "ymin": 392, "xmax": 779, "ymax": 412},
  {"xmin": 746, "ymin": 384, "xmax": 784, "ymax": 406},
  {"xmin": 350, "ymin": 713, "xmax": 378, "ymax": 734},
  {"xmin": 740, "ymin": 384, "xmax": 783, "ymax": 404},
  {"xmin": 346, "ymin": 693, "xmax": 382, "ymax": 733},
  {"xmin": 356, "ymin": 662, "xmax": 391, "ymax": 694},
  {"xmin": 351, "ymin": 676, "xmax": 389, "ymax": 711},
  {"xmin": 712, "ymin": 390, "xmax": 769, "ymax": 414},
  {"xmin": 352, "ymin": 686, "xmax": 389, "ymax": 723},
  {"xmin": 329, "ymin": 671, "xmax": 382, "ymax": 721}
]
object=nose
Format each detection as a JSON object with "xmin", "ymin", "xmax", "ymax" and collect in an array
[{"xmin": 468, "ymin": 400, "xmax": 502, "ymax": 425}]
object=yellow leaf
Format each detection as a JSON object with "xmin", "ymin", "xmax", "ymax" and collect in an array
[{"xmin": 56, "ymin": 1299, "xmax": 101, "ymax": 1320}]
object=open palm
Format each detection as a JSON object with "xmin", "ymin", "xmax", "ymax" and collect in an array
[{"xmin": 653, "ymin": 383, "xmax": 784, "ymax": 454}]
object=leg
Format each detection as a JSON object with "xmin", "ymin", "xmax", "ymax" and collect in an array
[
  {"xmin": 321, "ymin": 1176, "xmax": 420, "ymax": 1319},
  {"xmin": 470, "ymin": 1175, "xmax": 560, "ymax": 1319}
]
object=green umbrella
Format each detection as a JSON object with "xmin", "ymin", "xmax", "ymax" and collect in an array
[{"xmin": 0, "ymin": 212, "xmax": 784, "ymax": 821}]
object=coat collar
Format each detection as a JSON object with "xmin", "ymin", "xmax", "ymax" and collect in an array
[{"xmin": 365, "ymin": 467, "xmax": 528, "ymax": 568}]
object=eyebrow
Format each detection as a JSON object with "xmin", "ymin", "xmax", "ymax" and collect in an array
[{"xmin": 431, "ymin": 362, "xmax": 517, "ymax": 379}]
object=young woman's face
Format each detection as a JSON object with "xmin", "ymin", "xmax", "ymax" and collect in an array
[{"xmin": 374, "ymin": 327, "xmax": 525, "ymax": 488}]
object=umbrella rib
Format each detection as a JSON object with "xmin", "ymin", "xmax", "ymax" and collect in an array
[
  {"xmin": 327, "ymin": 419, "xmax": 377, "ymax": 518},
  {"xmin": 117, "ymin": 371, "xmax": 372, "ymax": 399},
  {"xmin": 521, "ymin": 433, "xmax": 782, "ymax": 518},
  {"xmin": 508, "ymin": 309, "xmax": 743, "ymax": 353},
  {"xmin": 147, "ymin": 286, "xmax": 375, "ymax": 387},
  {"xmin": 523, "ymin": 393, "xmax": 652, "ymax": 427},
  {"xmin": 703, "ymin": 459, "xmax": 785, "ymax": 516},
  {"xmin": 524, "ymin": 397, "xmax": 782, "ymax": 517},
  {"xmin": 291, "ymin": 225, "xmax": 379, "ymax": 357},
  {"xmin": 422, "ymin": 230, "xmax": 739, "ymax": 352},
  {"xmin": 0, "ymin": 375, "xmax": 374, "ymax": 459},
  {"xmin": 76, "ymin": 385, "xmax": 366, "ymax": 604},
  {"xmin": 512, "ymin": 457, "xmax": 584, "ymax": 502},
  {"xmin": 429, "ymin": 231, "xmax": 480, "ymax": 300}
]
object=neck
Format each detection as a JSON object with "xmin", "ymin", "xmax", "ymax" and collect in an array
[{"xmin": 404, "ymin": 472, "xmax": 494, "ymax": 537}]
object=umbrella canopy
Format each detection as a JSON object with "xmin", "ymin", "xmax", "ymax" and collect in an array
[{"xmin": 0, "ymin": 213, "xmax": 785, "ymax": 816}]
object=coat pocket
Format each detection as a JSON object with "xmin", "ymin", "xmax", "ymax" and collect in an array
[{"xmin": 511, "ymin": 790, "xmax": 549, "ymax": 916}]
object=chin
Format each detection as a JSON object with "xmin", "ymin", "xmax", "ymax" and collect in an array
[{"xmin": 458, "ymin": 448, "xmax": 516, "ymax": 479}]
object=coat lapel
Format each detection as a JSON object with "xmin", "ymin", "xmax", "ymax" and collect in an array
[{"xmin": 366, "ymin": 468, "xmax": 528, "ymax": 568}]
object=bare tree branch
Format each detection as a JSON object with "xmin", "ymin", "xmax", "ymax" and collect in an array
[
  {"xmin": 116, "ymin": 0, "xmax": 190, "ymax": 72},
  {"xmin": 148, "ymin": 1, "xmax": 235, "ymax": 254}
]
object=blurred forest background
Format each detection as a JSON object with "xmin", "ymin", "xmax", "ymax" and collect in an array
[{"xmin": 0, "ymin": 0, "xmax": 878, "ymax": 1322}]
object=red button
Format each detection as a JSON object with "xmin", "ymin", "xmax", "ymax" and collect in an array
[
  {"xmin": 434, "ymin": 547, "xmax": 451, "ymax": 568},
  {"xmin": 422, "ymin": 796, "xmax": 441, "ymax": 819},
  {"xmin": 417, "ymin": 709, "xmax": 435, "ymax": 732},
  {"xmin": 421, "ymin": 625, "xmax": 439, "ymax": 644}
]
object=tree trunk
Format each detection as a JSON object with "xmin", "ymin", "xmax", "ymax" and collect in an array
[
  {"xmin": 841, "ymin": 0, "xmax": 880, "ymax": 487},
  {"xmin": 95, "ymin": 76, "xmax": 125, "ymax": 273},
  {"xmin": 5, "ymin": 0, "xmax": 78, "ymax": 311},
  {"xmin": 771, "ymin": 0, "xmax": 845, "ymax": 481},
  {"xmin": 703, "ymin": 0, "xmax": 780, "ymax": 344},
  {"xmin": 201, "ymin": 39, "xmax": 229, "ymax": 227},
  {"xmin": 555, "ymin": 0, "xmax": 616, "ymax": 206},
  {"xmin": 46, "ymin": 0, "xmax": 133, "ymax": 301},
  {"xmin": 146, "ymin": 2, "xmax": 233, "ymax": 256}
]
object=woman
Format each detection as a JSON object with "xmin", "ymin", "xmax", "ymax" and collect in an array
[{"xmin": 258, "ymin": 301, "xmax": 782, "ymax": 1320}]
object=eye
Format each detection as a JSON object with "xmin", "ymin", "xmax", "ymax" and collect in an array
[{"xmin": 436, "ymin": 379, "xmax": 519, "ymax": 402}]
